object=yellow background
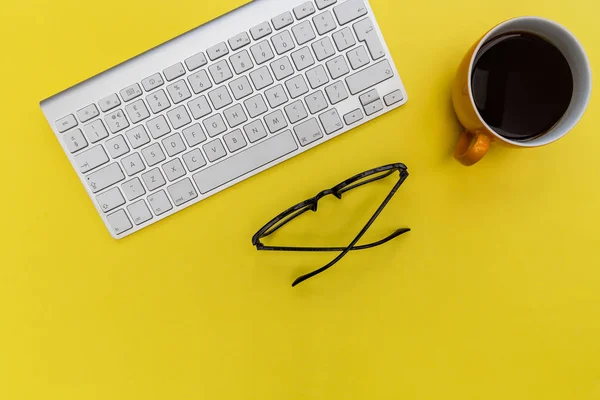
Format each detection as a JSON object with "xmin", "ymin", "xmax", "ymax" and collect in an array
[{"xmin": 1, "ymin": 0, "xmax": 599, "ymax": 398}]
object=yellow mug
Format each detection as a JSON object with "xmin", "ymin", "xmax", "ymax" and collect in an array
[{"xmin": 452, "ymin": 17, "xmax": 592, "ymax": 166}]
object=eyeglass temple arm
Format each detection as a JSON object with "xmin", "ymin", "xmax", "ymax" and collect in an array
[
  {"xmin": 255, "ymin": 228, "xmax": 410, "ymax": 252},
  {"xmin": 292, "ymin": 176, "xmax": 407, "ymax": 287}
]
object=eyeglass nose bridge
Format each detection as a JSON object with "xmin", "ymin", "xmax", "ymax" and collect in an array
[{"xmin": 312, "ymin": 188, "xmax": 342, "ymax": 211}]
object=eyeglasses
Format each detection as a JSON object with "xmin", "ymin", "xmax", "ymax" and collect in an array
[{"xmin": 252, "ymin": 163, "xmax": 410, "ymax": 287}]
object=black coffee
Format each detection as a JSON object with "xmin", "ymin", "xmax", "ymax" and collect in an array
[{"xmin": 471, "ymin": 32, "xmax": 573, "ymax": 141}]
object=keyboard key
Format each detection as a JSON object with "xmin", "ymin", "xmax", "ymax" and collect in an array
[
  {"xmin": 294, "ymin": 118, "xmax": 324, "ymax": 146},
  {"xmin": 146, "ymin": 89, "xmax": 171, "ymax": 114},
  {"xmin": 182, "ymin": 124, "xmax": 207, "ymax": 147},
  {"xmin": 359, "ymin": 89, "xmax": 380, "ymax": 106},
  {"xmin": 188, "ymin": 96, "xmax": 212, "ymax": 120},
  {"xmin": 343, "ymin": 108, "xmax": 364, "ymax": 125},
  {"xmin": 285, "ymin": 75, "xmax": 309, "ymax": 98},
  {"xmin": 223, "ymin": 104, "xmax": 248, "ymax": 128},
  {"xmin": 121, "ymin": 153, "xmax": 145, "ymax": 176},
  {"xmin": 107, "ymin": 209, "xmax": 132, "ymax": 235},
  {"xmin": 77, "ymin": 104, "xmax": 99, "ymax": 123},
  {"xmin": 334, "ymin": 0, "xmax": 368, "ymax": 25},
  {"xmin": 315, "ymin": 0, "xmax": 337, "ymax": 9},
  {"xmin": 250, "ymin": 22, "xmax": 273, "ymax": 40},
  {"xmin": 162, "ymin": 158, "xmax": 186, "ymax": 181},
  {"xmin": 122, "ymin": 178, "xmax": 146, "ymax": 201},
  {"xmin": 161, "ymin": 133, "xmax": 187, "ymax": 157},
  {"xmin": 147, "ymin": 115, "xmax": 171, "ymax": 139},
  {"xmin": 312, "ymin": 37, "xmax": 335, "ymax": 61},
  {"xmin": 207, "ymin": 42, "xmax": 229, "ymax": 61},
  {"xmin": 127, "ymin": 199, "xmax": 152, "ymax": 225},
  {"xmin": 96, "ymin": 187, "xmax": 125, "ymax": 213},
  {"xmin": 325, "ymin": 81, "xmax": 349, "ymax": 104},
  {"xmin": 229, "ymin": 50, "xmax": 254, "ymax": 75},
  {"xmin": 284, "ymin": 100, "xmax": 308, "ymax": 124},
  {"xmin": 243, "ymin": 120, "xmax": 268, "ymax": 143},
  {"xmin": 106, "ymin": 135, "xmax": 130, "ymax": 158},
  {"xmin": 249, "ymin": 66, "xmax": 274, "ymax": 90},
  {"xmin": 265, "ymin": 84, "xmax": 289, "ymax": 108},
  {"xmin": 188, "ymin": 70, "xmax": 213, "ymax": 94},
  {"xmin": 99, "ymin": 94, "xmax": 121, "ymax": 112},
  {"xmin": 354, "ymin": 17, "xmax": 385, "ymax": 60},
  {"xmin": 228, "ymin": 32, "xmax": 251, "ymax": 51},
  {"xmin": 347, "ymin": 45, "xmax": 370, "ymax": 70},
  {"xmin": 75, "ymin": 145, "xmax": 109, "ymax": 173},
  {"xmin": 209, "ymin": 60, "xmax": 234, "ymax": 84},
  {"xmin": 264, "ymin": 110, "xmax": 288, "ymax": 133},
  {"xmin": 208, "ymin": 86, "xmax": 233, "ymax": 110},
  {"xmin": 203, "ymin": 114, "xmax": 227, "ymax": 137},
  {"xmin": 250, "ymin": 41, "xmax": 275, "ymax": 65},
  {"xmin": 229, "ymin": 76, "xmax": 254, "ymax": 100},
  {"xmin": 319, "ymin": 108, "xmax": 343, "ymax": 134},
  {"xmin": 333, "ymin": 27, "xmax": 356, "ymax": 51},
  {"xmin": 84, "ymin": 119, "xmax": 109, "ymax": 143},
  {"xmin": 182, "ymin": 149, "xmax": 207, "ymax": 172},
  {"xmin": 86, "ymin": 163, "xmax": 125, "ymax": 193},
  {"xmin": 63, "ymin": 129, "xmax": 87, "ymax": 153},
  {"xmin": 270, "ymin": 57, "xmax": 294, "ymax": 81},
  {"xmin": 271, "ymin": 31, "xmax": 295, "ymax": 55},
  {"xmin": 243, "ymin": 94, "xmax": 268, "ymax": 118},
  {"xmin": 141, "ymin": 143, "xmax": 166, "ymax": 166},
  {"xmin": 345, "ymin": 59, "xmax": 393, "ymax": 94},
  {"xmin": 313, "ymin": 11, "xmax": 337, "ymax": 35},
  {"xmin": 272, "ymin": 12, "xmax": 294, "ymax": 30},
  {"xmin": 163, "ymin": 63, "xmax": 186, "ymax": 81},
  {"xmin": 384, "ymin": 89, "xmax": 404, "ymax": 106},
  {"xmin": 294, "ymin": 2, "xmax": 316, "ymax": 19},
  {"xmin": 167, "ymin": 178, "xmax": 198, "ymax": 206},
  {"xmin": 56, "ymin": 114, "xmax": 77, "ymax": 133},
  {"xmin": 125, "ymin": 125, "xmax": 150, "ymax": 149},
  {"xmin": 105, "ymin": 109, "xmax": 129, "ymax": 133},
  {"xmin": 326, "ymin": 55, "xmax": 350, "ymax": 79},
  {"xmin": 292, "ymin": 21, "xmax": 316, "ymax": 45},
  {"xmin": 120, "ymin": 83, "xmax": 143, "ymax": 102},
  {"xmin": 142, "ymin": 168, "xmax": 166, "ymax": 191},
  {"xmin": 224, "ymin": 129, "xmax": 247, "ymax": 152},
  {"xmin": 167, "ymin": 106, "xmax": 192, "ymax": 130},
  {"xmin": 306, "ymin": 65, "xmax": 329, "ymax": 89},
  {"xmin": 185, "ymin": 52, "xmax": 208, "ymax": 71},
  {"xmin": 125, "ymin": 99, "xmax": 150, "ymax": 124},
  {"xmin": 305, "ymin": 91, "xmax": 328, "ymax": 114},
  {"xmin": 291, "ymin": 47, "xmax": 315, "ymax": 71},
  {"xmin": 147, "ymin": 190, "xmax": 172, "ymax": 215},
  {"xmin": 203, "ymin": 139, "xmax": 227, "ymax": 162},
  {"xmin": 193, "ymin": 131, "xmax": 298, "ymax": 194},
  {"xmin": 364, "ymin": 99, "xmax": 384, "ymax": 115},
  {"xmin": 167, "ymin": 80, "xmax": 192, "ymax": 104},
  {"xmin": 142, "ymin": 73, "xmax": 164, "ymax": 92}
]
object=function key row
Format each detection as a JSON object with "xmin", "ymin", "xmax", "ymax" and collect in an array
[{"xmin": 54, "ymin": 0, "xmax": 366, "ymax": 132}]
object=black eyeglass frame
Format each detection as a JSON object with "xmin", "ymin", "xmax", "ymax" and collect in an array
[{"xmin": 252, "ymin": 163, "xmax": 410, "ymax": 286}]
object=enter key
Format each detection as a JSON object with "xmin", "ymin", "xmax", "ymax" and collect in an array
[{"xmin": 353, "ymin": 17, "xmax": 385, "ymax": 60}]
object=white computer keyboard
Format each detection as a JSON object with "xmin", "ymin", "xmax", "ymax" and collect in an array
[{"xmin": 40, "ymin": 0, "xmax": 408, "ymax": 239}]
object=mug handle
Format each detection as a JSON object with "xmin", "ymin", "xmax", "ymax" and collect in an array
[{"xmin": 454, "ymin": 130, "xmax": 491, "ymax": 166}]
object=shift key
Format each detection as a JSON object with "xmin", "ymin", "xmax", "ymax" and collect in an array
[
  {"xmin": 345, "ymin": 59, "xmax": 394, "ymax": 95},
  {"xmin": 86, "ymin": 163, "xmax": 125, "ymax": 193}
]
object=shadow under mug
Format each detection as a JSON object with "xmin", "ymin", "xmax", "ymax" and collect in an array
[{"xmin": 452, "ymin": 16, "xmax": 592, "ymax": 166}]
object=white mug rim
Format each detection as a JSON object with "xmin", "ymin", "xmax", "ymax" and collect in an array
[{"xmin": 467, "ymin": 16, "xmax": 592, "ymax": 147}]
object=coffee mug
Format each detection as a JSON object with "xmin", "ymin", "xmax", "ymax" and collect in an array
[{"xmin": 452, "ymin": 17, "xmax": 592, "ymax": 166}]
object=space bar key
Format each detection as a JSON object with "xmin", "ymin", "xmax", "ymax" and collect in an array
[{"xmin": 193, "ymin": 130, "xmax": 299, "ymax": 194}]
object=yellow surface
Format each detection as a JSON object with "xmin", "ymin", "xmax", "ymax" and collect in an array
[{"xmin": 1, "ymin": 0, "xmax": 599, "ymax": 398}]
